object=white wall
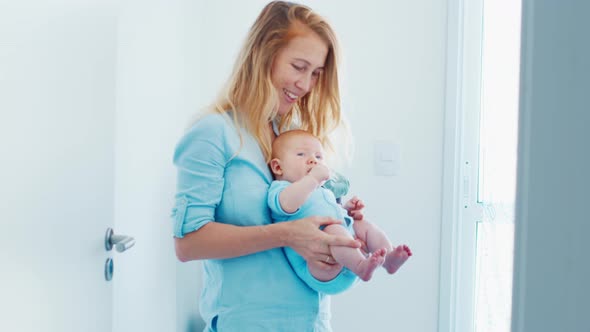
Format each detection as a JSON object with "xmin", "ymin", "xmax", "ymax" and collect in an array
[
  {"xmin": 512, "ymin": 1, "xmax": 590, "ymax": 331},
  {"xmin": 176, "ymin": 1, "xmax": 448, "ymax": 331},
  {"xmin": 316, "ymin": 2, "xmax": 447, "ymax": 332}
]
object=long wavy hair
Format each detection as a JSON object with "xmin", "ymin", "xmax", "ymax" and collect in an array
[{"xmin": 209, "ymin": 1, "xmax": 343, "ymax": 162}]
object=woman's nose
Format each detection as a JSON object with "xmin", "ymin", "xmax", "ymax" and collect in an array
[{"xmin": 295, "ymin": 74, "xmax": 312, "ymax": 93}]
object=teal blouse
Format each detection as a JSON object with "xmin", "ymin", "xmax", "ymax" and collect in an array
[{"xmin": 172, "ymin": 113, "xmax": 343, "ymax": 331}]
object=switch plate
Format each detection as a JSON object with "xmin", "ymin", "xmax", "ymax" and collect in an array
[{"xmin": 374, "ymin": 140, "xmax": 400, "ymax": 176}]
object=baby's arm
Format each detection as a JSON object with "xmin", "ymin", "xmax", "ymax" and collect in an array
[{"xmin": 279, "ymin": 164, "xmax": 331, "ymax": 213}]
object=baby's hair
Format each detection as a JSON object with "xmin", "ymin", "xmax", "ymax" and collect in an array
[{"xmin": 271, "ymin": 129, "xmax": 321, "ymax": 159}]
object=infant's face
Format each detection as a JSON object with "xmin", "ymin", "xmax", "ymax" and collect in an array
[{"xmin": 277, "ymin": 135, "xmax": 325, "ymax": 183}]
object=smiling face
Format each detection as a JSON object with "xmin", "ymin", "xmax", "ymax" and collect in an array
[
  {"xmin": 271, "ymin": 28, "xmax": 329, "ymax": 116},
  {"xmin": 270, "ymin": 130, "xmax": 325, "ymax": 182}
]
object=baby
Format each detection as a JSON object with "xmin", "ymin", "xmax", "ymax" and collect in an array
[{"xmin": 268, "ymin": 129, "xmax": 411, "ymax": 287}]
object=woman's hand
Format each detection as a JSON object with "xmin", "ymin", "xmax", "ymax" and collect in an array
[
  {"xmin": 354, "ymin": 236, "xmax": 369, "ymax": 256},
  {"xmin": 343, "ymin": 196, "xmax": 365, "ymax": 221},
  {"xmin": 286, "ymin": 216, "xmax": 360, "ymax": 270}
]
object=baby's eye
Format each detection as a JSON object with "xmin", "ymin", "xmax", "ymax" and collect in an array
[
  {"xmin": 296, "ymin": 152, "xmax": 305, "ymax": 156},
  {"xmin": 315, "ymin": 155, "xmax": 323, "ymax": 160}
]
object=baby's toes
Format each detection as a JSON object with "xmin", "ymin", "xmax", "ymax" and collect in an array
[{"xmin": 402, "ymin": 245, "xmax": 412, "ymax": 256}]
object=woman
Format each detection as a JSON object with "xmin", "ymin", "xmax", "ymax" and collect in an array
[{"xmin": 171, "ymin": 2, "xmax": 361, "ymax": 330}]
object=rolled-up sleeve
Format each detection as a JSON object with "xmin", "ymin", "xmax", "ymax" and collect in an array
[{"xmin": 171, "ymin": 115, "xmax": 229, "ymax": 238}]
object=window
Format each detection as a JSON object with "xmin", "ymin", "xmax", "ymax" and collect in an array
[{"xmin": 474, "ymin": 0, "xmax": 521, "ymax": 331}]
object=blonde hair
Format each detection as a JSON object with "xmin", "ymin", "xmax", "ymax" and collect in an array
[{"xmin": 207, "ymin": 1, "xmax": 343, "ymax": 162}]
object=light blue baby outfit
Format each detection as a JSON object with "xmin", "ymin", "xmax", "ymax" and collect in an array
[
  {"xmin": 171, "ymin": 113, "xmax": 346, "ymax": 332},
  {"xmin": 267, "ymin": 181, "xmax": 359, "ymax": 295}
]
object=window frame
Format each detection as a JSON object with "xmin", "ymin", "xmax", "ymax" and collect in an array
[{"xmin": 438, "ymin": 0, "xmax": 484, "ymax": 331}]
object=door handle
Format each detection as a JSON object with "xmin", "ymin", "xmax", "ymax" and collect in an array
[{"xmin": 105, "ymin": 228, "xmax": 135, "ymax": 253}]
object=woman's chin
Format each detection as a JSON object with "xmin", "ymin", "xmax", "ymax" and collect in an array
[{"xmin": 277, "ymin": 104, "xmax": 295, "ymax": 116}]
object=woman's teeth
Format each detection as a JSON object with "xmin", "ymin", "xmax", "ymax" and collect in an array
[{"xmin": 283, "ymin": 89, "xmax": 297, "ymax": 101}]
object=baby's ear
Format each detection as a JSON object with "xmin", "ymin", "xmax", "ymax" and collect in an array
[{"xmin": 269, "ymin": 158, "xmax": 282, "ymax": 176}]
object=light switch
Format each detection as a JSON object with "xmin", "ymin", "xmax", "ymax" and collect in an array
[{"xmin": 374, "ymin": 141, "xmax": 400, "ymax": 176}]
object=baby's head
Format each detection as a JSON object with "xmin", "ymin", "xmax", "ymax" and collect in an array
[{"xmin": 270, "ymin": 130, "xmax": 325, "ymax": 182}]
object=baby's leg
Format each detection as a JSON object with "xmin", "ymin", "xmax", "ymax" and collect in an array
[
  {"xmin": 307, "ymin": 261, "xmax": 342, "ymax": 282},
  {"xmin": 353, "ymin": 220, "xmax": 412, "ymax": 274},
  {"xmin": 323, "ymin": 224, "xmax": 385, "ymax": 281},
  {"xmin": 383, "ymin": 245, "xmax": 412, "ymax": 274}
]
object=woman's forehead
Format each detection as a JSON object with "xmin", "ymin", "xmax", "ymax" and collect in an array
[{"xmin": 282, "ymin": 32, "xmax": 328, "ymax": 68}]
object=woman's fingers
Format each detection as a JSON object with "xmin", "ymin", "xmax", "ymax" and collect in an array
[
  {"xmin": 308, "ymin": 259, "xmax": 342, "ymax": 272},
  {"xmin": 354, "ymin": 236, "xmax": 369, "ymax": 255},
  {"xmin": 325, "ymin": 233, "xmax": 360, "ymax": 248},
  {"xmin": 313, "ymin": 216, "xmax": 342, "ymax": 227},
  {"xmin": 311, "ymin": 216, "xmax": 360, "ymax": 248},
  {"xmin": 289, "ymin": 216, "xmax": 360, "ymax": 264}
]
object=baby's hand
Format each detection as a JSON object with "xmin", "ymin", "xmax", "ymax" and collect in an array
[
  {"xmin": 344, "ymin": 196, "xmax": 365, "ymax": 221},
  {"xmin": 308, "ymin": 164, "xmax": 331, "ymax": 185}
]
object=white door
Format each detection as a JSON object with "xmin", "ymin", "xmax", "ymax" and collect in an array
[
  {"xmin": 0, "ymin": 2, "xmax": 116, "ymax": 331},
  {"xmin": 1, "ymin": 1, "xmax": 179, "ymax": 331}
]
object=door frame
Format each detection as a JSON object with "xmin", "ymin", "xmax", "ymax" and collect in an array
[{"xmin": 438, "ymin": 0, "xmax": 484, "ymax": 331}]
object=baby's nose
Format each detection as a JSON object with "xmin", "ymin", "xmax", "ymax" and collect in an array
[{"xmin": 308, "ymin": 158, "xmax": 317, "ymax": 165}]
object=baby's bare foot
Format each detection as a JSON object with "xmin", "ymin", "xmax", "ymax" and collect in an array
[
  {"xmin": 355, "ymin": 249, "xmax": 386, "ymax": 281},
  {"xmin": 383, "ymin": 245, "xmax": 412, "ymax": 274}
]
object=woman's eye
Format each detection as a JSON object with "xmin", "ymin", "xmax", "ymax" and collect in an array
[
  {"xmin": 312, "ymin": 71, "xmax": 321, "ymax": 77},
  {"xmin": 292, "ymin": 64, "xmax": 304, "ymax": 72}
]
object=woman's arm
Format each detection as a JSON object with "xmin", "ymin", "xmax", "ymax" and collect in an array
[
  {"xmin": 173, "ymin": 117, "xmax": 359, "ymax": 263},
  {"xmin": 175, "ymin": 215, "xmax": 360, "ymax": 262}
]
